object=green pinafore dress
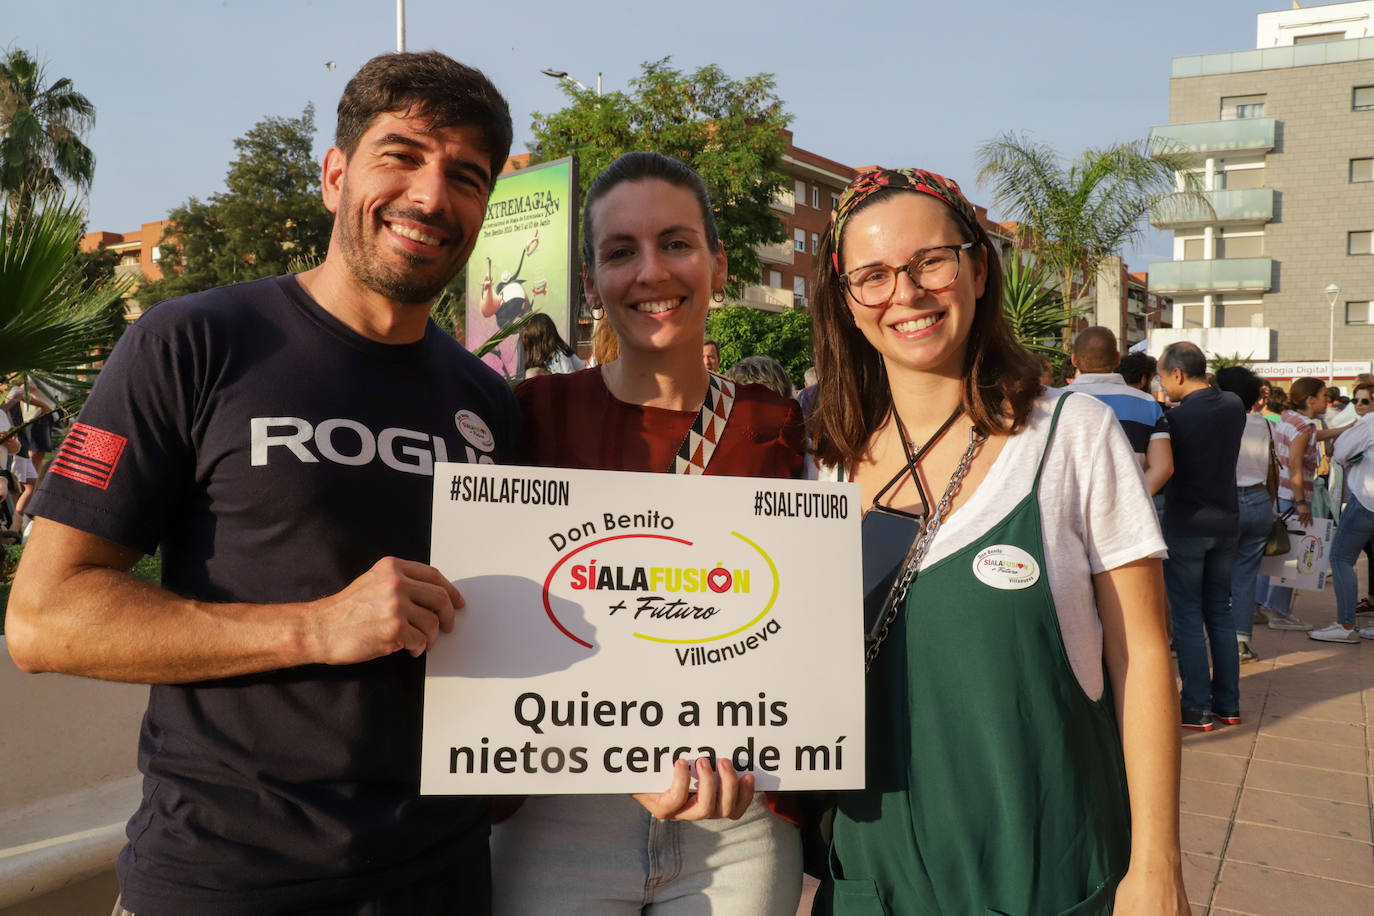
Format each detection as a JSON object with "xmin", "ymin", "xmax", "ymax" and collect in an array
[{"xmin": 821, "ymin": 395, "xmax": 1130, "ymax": 916}]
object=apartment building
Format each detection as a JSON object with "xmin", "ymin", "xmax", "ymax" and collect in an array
[
  {"xmin": 1147, "ymin": 0, "xmax": 1374, "ymax": 381},
  {"xmin": 736, "ymin": 130, "xmax": 856, "ymax": 312},
  {"xmin": 79, "ymin": 221, "xmax": 170, "ymax": 319}
]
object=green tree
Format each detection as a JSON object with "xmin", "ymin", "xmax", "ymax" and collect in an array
[
  {"xmin": 139, "ymin": 105, "xmax": 331, "ymax": 306},
  {"xmin": 704, "ymin": 305, "xmax": 812, "ymax": 385},
  {"xmin": 529, "ymin": 59, "xmax": 790, "ymax": 292},
  {"xmin": 0, "ymin": 194, "xmax": 131, "ymax": 413},
  {"xmin": 976, "ymin": 132, "xmax": 1206, "ymax": 315},
  {"xmin": 1001, "ymin": 254, "xmax": 1075, "ymax": 361},
  {"xmin": 0, "ymin": 47, "xmax": 96, "ymax": 220}
]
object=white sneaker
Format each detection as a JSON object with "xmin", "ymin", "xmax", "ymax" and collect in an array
[
  {"xmin": 1357, "ymin": 626, "xmax": 1374, "ymax": 640},
  {"xmin": 1267, "ymin": 611, "xmax": 1313, "ymax": 631},
  {"xmin": 1309, "ymin": 622, "xmax": 1360, "ymax": 643}
]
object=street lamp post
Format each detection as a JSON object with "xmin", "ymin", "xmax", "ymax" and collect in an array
[
  {"xmin": 1326, "ymin": 282, "xmax": 1341, "ymax": 382},
  {"xmin": 540, "ymin": 68, "xmax": 602, "ymax": 96},
  {"xmin": 396, "ymin": 0, "xmax": 405, "ymax": 52}
]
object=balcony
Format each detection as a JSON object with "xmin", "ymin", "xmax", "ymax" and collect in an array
[
  {"xmin": 736, "ymin": 284, "xmax": 792, "ymax": 312},
  {"xmin": 756, "ymin": 239, "xmax": 794, "ymax": 266},
  {"xmin": 1148, "ymin": 117, "xmax": 1276, "ymax": 158},
  {"xmin": 771, "ymin": 186, "xmax": 795, "ymax": 214},
  {"xmin": 1150, "ymin": 188, "xmax": 1274, "ymax": 229},
  {"xmin": 1147, "ymin": 326, "xmax": 1274, "ymax": 361},
  {"xmin": 1148, "ymin": 258, "xmax": 1273, "ymax": 294}
]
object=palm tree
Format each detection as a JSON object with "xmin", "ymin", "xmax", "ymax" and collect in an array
[
  {"xmin": 976, "ymin": 132, "xmax": 1206, "ymax": 316},
  {"xmin": 1001, "ymin": 253, "xmax": 1075, "ymax": 360},
  {"xmin": 0, "ymin": 194, "xmax": 130, "ymax": 419},
  {"xmin": 0, "ymin": 47, "xmax": 96, "ymax": 219}
]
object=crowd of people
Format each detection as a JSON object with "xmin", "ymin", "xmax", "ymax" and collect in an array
[{"xmin": 7, "ymin": 49, "xmax": 1371, "ymax": 916}]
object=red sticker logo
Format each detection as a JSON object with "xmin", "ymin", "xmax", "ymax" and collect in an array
[{"xmin": 49, "ymin": 423, "xmax": 128, "ymax": 490}]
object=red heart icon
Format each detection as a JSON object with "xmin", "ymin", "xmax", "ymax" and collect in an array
[{"xmin": 707, "ymin": 567, "xmax": 732, "ymax": 593}]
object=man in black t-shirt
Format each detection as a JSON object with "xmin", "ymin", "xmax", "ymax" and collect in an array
[
  {"xmin": 1158, "ymin": 341, "xmax": 1246, "ymax": 734},
  {"xmin": 7, "ymin": 53, "xmax": 516, "ymax": 916}
]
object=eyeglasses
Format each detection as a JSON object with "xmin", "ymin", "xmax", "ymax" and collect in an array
[
  {"xmin": 838, "ymin": 242, "xmax": 978, "ymax": 307},
  {"xmin": 1357, "ymin": 397, "xmax": 1373, "ymax": 405}
]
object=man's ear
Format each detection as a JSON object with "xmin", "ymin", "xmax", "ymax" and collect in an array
[{"xmin": 321, "ymin": 147, "xmax": 346, "ymax": 214}]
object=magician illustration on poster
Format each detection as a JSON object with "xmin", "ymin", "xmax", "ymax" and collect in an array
[{"xmin": 465, "ymin": 156, "xmax": 578, "ymax": 380}]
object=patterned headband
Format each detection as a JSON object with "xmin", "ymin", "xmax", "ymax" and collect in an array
[{"xmin": 829, "ymin": 167, "xmax": 983, "ymax": 272}]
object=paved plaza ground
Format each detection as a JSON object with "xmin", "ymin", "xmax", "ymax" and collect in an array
[{"xmin": 797, "ymin": 582, "xmax": 1374, "ymax": 915}]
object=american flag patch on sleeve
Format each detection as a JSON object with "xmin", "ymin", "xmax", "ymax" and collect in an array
[{"xmin": 49, "ymin": 423, "xmax": 128, "ymax": 490}]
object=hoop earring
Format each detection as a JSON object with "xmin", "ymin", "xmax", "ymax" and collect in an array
[
  {"xmin": 711, "ymin": 289, "xmax": 726, "ymax": 303},
  {"xmin": 590, "ymin": 302, "xmax": 605, "ymax": 321}
]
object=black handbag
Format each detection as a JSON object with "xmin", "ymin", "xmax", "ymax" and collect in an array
[{"xmin": 1264, "ymin": 506, "xmax": 1296, "ymax": 557}]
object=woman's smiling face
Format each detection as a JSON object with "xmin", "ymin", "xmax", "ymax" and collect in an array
[
  {"xmin": 838, "ymin": 192, "xmax": 985, "ymax": 378},
  {"xmin": 584, "ymin": 179, "xmax": 726, "ymax": 358}
]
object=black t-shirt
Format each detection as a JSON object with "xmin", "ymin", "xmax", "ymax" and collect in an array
[
  {"xmin": 31, "ymin": 275, "xmax": 519, "ymax": 916},
  {"xmin": 1162, "ymin": 386, "xmax": 1246, "ymax": 538}
]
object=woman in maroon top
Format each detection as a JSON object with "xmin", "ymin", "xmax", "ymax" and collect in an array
[{"xmin": 493, "ymin": 152, "xmax": 805, "ymax": 914}]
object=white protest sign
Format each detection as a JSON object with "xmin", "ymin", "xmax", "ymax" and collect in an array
[
  {"xmin": 421, "ymin": 464, "xmax": 865, "ymax": 794},
  {"xmin": 1260, "ymin": 515, "xmax": 1332, "ymax": 591}
]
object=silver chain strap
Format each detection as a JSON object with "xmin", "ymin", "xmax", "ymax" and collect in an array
[{"xmin": 864, "ymin": 425, "xmax": 987, "ymax": 672}]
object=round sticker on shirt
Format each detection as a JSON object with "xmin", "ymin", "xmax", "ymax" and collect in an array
[
  {"xmin": 971, "ymin": 545, "xmax": 1041, "ymax": 590},
  {"xmin": 455, "ymin": 410, "xmax": 494, "ymax": 452}
]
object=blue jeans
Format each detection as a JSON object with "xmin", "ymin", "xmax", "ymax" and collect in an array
[
  {"xmin": 491, "ymin": 794, "xmax": 801, "ymax": 915},
  {"xmin": 1165, "ymin": 532, "xmax": 1240, "ymax": 715},
  {"xmin": 1231, "ymin": 486, "xmax": 1275, "ymax": 640},
  {"xmin": 1264, "ymin": 497, "xmax": 1298, "ymax": 614},
  {"xmin": 1330, "ymin": 498, "xmax": 1374, "ymax": 626}
]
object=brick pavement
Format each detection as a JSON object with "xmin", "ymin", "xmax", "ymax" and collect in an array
[{"xmin": 797, "ymin": 584, "xmax": 1374, "ymax": 915}]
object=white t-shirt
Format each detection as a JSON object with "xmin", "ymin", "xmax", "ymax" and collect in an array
[
  {"xmin": 1235, "ymin": 414, "xmax": 1274, "ymax": 488},
  {"xmin": 812, "ymin": 390, "xmax": 1167, "ymax": 700}
]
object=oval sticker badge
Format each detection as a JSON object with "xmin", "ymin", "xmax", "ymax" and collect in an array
[{"xmin": 971, "ymin": 545, "xmax": 1040, "ymax": 590}]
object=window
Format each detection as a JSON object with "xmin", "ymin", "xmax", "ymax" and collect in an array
[
  {"xmin": 830, "ymin": 192, "xmax": 840, "ymax": 211},
  {"xmin": 794, "ymin": 227, "xmax": 807, "ymax": 252},
  {"xmin": 1183, "ymin": 238, "xmax": 1205, "ymax": 260},
  {"xmin": 1221, "ymin": 167, "xmax": 1265, "ymax": 190},
  {"xmin": 769, "ymin": 270, "xmax": 783, "ymax": 288},
  {"xmin": 1346, "ymin": 301, "xmax": 1373, "ymax": 325},
  {"xmin": 793, "ymin": 276, "xmax": 806, "ymax": 298},
  {"xmin": 1217, "ymin": 234, "xmax": 1263, "ymax": 259},
  {"xmin": 811, "ymin": 232, "xmax": 819, "ymax": 254},
  {"xmin": 1355, "ymin": 86, "xmax": 1374, "ymax": 111},
  {"xmin": 1349, "ymin": 230, "xmax": 1373, "ymax": 255},
  {"xmin": 1293, "ymin": 32, "xmax": 1344, "ymax": 44},
  {"xmin": 1353, "ymin": 158, "xmax": 1374, "ymax": 183},
  {"xmin": 1221, "ymin": 94, "xmax": 1265, "ymax": 120},
  {"xmin": 795, "ymin": 180, "xmax": 807, "ymax": 205},
  {"xmin": 1220, "ymin": 299, "xmax": 1264, "ymax": 329},
  {"xmin": 811, "ymin": 186, "xmax": 819, "ymax": 208}
]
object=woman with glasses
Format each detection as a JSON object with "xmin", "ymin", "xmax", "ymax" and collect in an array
[
  {"xmin": 807, "ymin": 168, "xmax": 1187, "ymax": 914},
  {"xmin": 491, "ymin": 152, "xmax": 806, "ymax": 915}
]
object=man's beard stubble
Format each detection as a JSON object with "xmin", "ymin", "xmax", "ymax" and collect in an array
[{"xmin": 337, "ymin": 197, "xmax": 464, "ymax": 306}]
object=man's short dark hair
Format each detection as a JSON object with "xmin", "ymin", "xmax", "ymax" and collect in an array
[
  {"xmin": 1214, "ymin": 366, "xmax": 1262, "ymax": 410},
  {"xmin": 336, "ymin": 52, "xmax": 513, "ymax": 184},
  {"xmin": 703, "ymin": 340, "xmax": 720, "ymax": 353},
  {"xmin": 1117, "ymin": 352, "xmax": 1156, "ymax": 387},
  {"xmin": 1072, "ymin": 326, "xmax": 1118, "ymax": 373},
  {"xmin": 1158, "ymin": 341, "xmax": 1208, "ymax": 380}
]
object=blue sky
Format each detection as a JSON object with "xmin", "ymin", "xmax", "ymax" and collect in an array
[{"xmin": 8, "ymin": 0, "xmax": 1286, "ymax": 266}]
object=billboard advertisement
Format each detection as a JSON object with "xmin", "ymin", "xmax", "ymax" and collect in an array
[{"xmin": 464, "ymin": 157, "xmax": 578, "ymax": 381}]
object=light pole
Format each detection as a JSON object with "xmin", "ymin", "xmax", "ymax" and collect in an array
[
  {"xmin": 540, "ymin": 68, "xmax": 602, "ymax": 96},
  {"xmin": 396, "ymin": 0, "xmax": 406, "ymax": 52},
  {"xmin": 1326, "ymin": 283, "xmax": 1341, "ymax": 382}
]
